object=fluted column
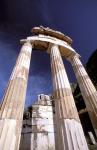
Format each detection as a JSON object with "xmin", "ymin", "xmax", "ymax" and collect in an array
[
  {"xmin": 68, "ymin": 54, "xmax": 97, "ymax": 136},
  {"xmin": 50, "ymin": 44, "xmax": 88, "ymax": 150},
  {"xmin": 0, "ymin": 42, "xmax": 32, "ymax": 150}
]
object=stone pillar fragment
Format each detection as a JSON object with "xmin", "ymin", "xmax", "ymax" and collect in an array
[
  {"xmin": 20, "ymin": 94, "xmax": 55, "ymax": 150},
  {"xmin": 68, "ymin": 54, "xmax": 97, "ymax": 136},
  {"xmin": 88, "ymin": 132, "xmax": 96, "ymax": 145},
  {"xmin": 0, "ymin": 42, "xmax": 32, "ymax": 150},
  {"xmin": 50, "ymin": 44, "xmax": 88, "ymax": 150}
]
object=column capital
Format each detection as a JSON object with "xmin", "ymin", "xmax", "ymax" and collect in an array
[
  {"xmin": 20, "ymin": 39, "xmax": 34, "ymax": 48},
  {"xmin": 47, "ymin": 43, "xmax": 59, "ymax": 54},
  {"xmin": 23, "ymin": 41, "xmax": 33, "ymax": 48},
  {"xmin": 67, "ymin": 53, "xmax": 80, "ymax": 63}
]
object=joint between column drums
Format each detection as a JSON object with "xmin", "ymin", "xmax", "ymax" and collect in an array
[
  {"xmin": 24, "ymin": 40, "xmax": 32, "ymax": 45},
  {"xmin": 56, "ymin": 117, "xmax": 80, "ymax": 122}
]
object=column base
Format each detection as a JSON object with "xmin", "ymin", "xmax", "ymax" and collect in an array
[
  {"xmin": 0, "ymin": 119, "xmax": 16, "ymax": 150},
  {"xmin": 56, "ymin": 119, "xmax": 89, "ymax": 150}
]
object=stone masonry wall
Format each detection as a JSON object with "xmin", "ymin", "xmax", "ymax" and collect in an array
[{"xmin": 20, "ymin": 94, "xmax": 55, "ymax": 150}]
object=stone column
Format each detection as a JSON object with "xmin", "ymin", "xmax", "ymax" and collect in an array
[
  {"xmin": 0, "ymin": 42, "xmax": 32, "ymax": 150},
  {"xmin": 50, "ymin": 44, "xmax": 88, "ymax": 150},
  {"xmin": 68, "ymin": 54, "xmax": 97, "ymax": 136}
]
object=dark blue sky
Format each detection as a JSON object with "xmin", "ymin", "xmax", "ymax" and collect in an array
[{"xmin": 0, "ymin": 0, "xmax": 97, "ymax": 106}]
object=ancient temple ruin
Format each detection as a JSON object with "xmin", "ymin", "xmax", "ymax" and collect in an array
[
  {"xmin": 0, "ymin": 26, "xmax": 97, "ymax": 150},
  {"xmin": 20, "ymin": 94, "xmax": 55, "ymax": 150}
]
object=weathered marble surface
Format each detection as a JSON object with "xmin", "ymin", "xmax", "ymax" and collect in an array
[
  {"xmin": 0, "ymin": 42, "xmax": 32, "ymax": 150},
  {"xmin": 20, "ymin": 94, "xmax": 55, "ymax": 150},
  {"xmin": 50, "ymin": 44, "xmax": 89, "ymax": 150}
]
